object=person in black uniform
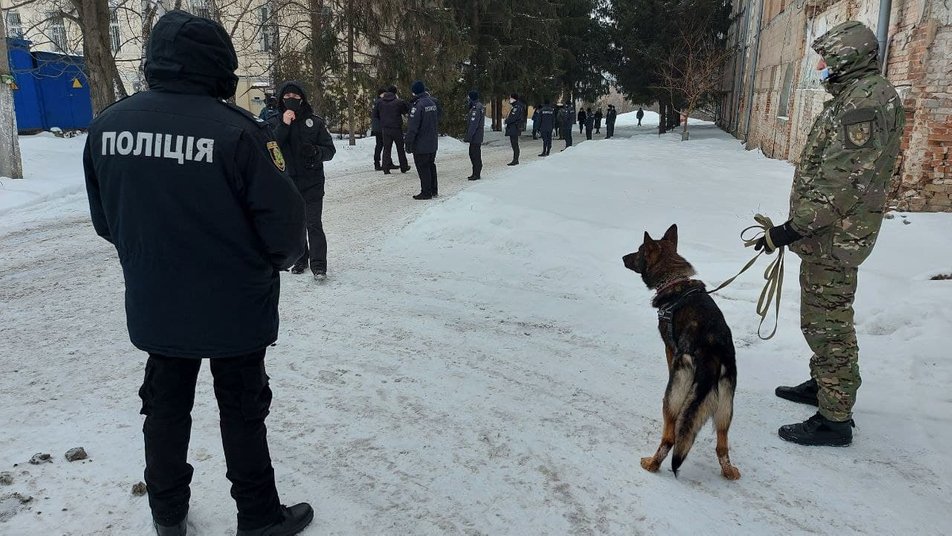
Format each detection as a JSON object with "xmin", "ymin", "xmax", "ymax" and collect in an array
[
  {"xmin": 373, "ymin": 85, "xmax": 411, "ymax": 174},
  {"xmin": 405, "ymin": 80, "xmax": 440, "ymax": 199},
  {"xmin": 268, "ymin": 80, "xmax": 336, "ymax": 280},
  {"xmin": 464, "ymin": 90, "xmax": 485, "ymax": 180},
  {"xmin": 370, "ymin": 87, "xmax": 388, "ymax": 170},
  {"xmin": 577, "ymin": 107, "xmax": 586, "ymax": 134},
  {"xmin": 531, "ymin": 106, "xmax": 540, "ymax": 140},
  {"xmin": 584, "ymin": 107, "xmax": 594, "ymax": 140},
  {"xmin": 536, "ymin": 100, "xmax": 555, "ymax": 157},
  {"xmin": 82, "ymin": 11, "xmax": 313, "ymax": 536},
  {"xmin": 594, "ymin": 107, "xmax": 603, "ymax": 134},
  {"xmin": 605, "ymin": 104, "xmax": 617, "ymax": 138},
  {"xmin": 562, "ymin": 101, "xmax": 575, "ymax": 149},
  {"xmin": 636, "ymin": 106, "xmax": 645, "ymax": 126},
  {"xmin": 505, "ymin": 93, "xmax": 523, "ymax": 166},
  {"xmin": 258, "ymin": 96, "xmax": 278, "ymax": 121}
]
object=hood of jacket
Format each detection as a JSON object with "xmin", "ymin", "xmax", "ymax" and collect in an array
[
  {"xmin": 145, "ymin": 10, "xmax": 239, "ymax": 98},
  {"xmin": 812, "ymin": 21, "xmax": 880, "ymax": 95},
  {"xmin": 276, "ymin": 80, "xmax": 314, "ymax": 117},
  {"xmin": 381, "ymin": 92, "xmax": 397, "ymax": 102}
]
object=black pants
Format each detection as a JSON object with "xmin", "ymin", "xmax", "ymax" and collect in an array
[
  {"xmin": 541, "ymin": 132, "xmax": 552, "ymax": 155},
  {"xmin": 140, "ymin": 350, "xmax": 281, "ymax": 531},
  {"xmin": 373, "ymin": 131, "xmax": 383, "ymax": 168},
  {"xmin": 564, "ymin": 128, "xmax": 573, "ymax": 147},
  {"xmin": 296, "ymin": 186, "xmax": 326, "ymax": 272},
  {"xmin": 414, "ymin": 152, "xmax": 438, "ymax": 196},
  {"xmin": 469, "ymin": 143, "xmax": 482, "ymax": 178},
  {"xmin": 606, "ymin": 122, "xmax": 614, "ymax": 138},
  {"xmin": 382, "ymin": 128, "xmax": 408, "ymax": 170},
  {"xmin": 509, "ymin": 135, "xmax": 519, "ymax": 163},
  {"xmin": 585, "ymin": 126, "xmax": 593, "ymax": 140},
  {"xmin": 578, "ymin": 121, "xmax": 584, "ymax": 134}
]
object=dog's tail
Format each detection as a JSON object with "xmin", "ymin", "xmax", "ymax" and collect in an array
[{"xmin": 671, "ymin": 384, "xmax": 718, "ymax": 477}]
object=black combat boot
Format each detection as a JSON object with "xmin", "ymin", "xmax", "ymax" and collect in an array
[
  {"xmin": 153, "ymin": 514, "xmax": 187, "ymax": 536},
  {"xmin": 290, "ymin": 264, "xmax": 307, "ymax": 275},
  {"xmin": 236, "ymin": 503, "xmax": 314, "ymax": 536},
  {"xmin": 775, "ymin": 378, "xmax": 818, "ymax": 406},
  {"xmin": 778, "ymin": 412, "xmax": 852, "ymax": 447}
]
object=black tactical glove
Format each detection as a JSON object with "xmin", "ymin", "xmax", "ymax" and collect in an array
[{"xmin": 754, "ymin": 221, "xmax": 802, "ymax": 254}]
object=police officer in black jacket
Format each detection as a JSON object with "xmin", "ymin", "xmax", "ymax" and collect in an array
[
  {"xmin": 464, "ymin": 90, "xmax": 485, "ymax": 180},
  {"xmin": 537, "ymin": 100, "xmax": 555, "ymax": 157},
  {"xmin": 562, "ymin": 101, "xmax": 575, "ymax": 149},
  {"xmin": 505, "ymin": 93, "xmax": 523, "ymax": 166},
  {"xmin": 372, "ymin": 85, "xmax": 411, "ymax": 174},
  {"xmin": 83, "ymin": 11, "xmax": 313, "ymax": 536},
  {"xmin": 268, "ymin": 80, "xmax": 336, "ymax": 280},
  {"xmin": 405, "ymin": 80, "xmax": 440, "ymax": 199}
]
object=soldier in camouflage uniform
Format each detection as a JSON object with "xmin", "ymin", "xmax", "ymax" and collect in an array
[{"xmin": 753, "ymin": 21, "xmax": 904, "ymax": 446}]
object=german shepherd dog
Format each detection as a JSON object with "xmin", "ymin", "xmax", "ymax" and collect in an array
[{"xmin": 622, "ymin": 224, "xmax": 741, "ymax": 480}]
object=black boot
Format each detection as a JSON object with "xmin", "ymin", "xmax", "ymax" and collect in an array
[
  {"xmin": 507, "ymin": 160, "xmax": 518, "ymax": 166},
  {"xmin": 412, "ymin": 193, "xmax": 433, "ymax": 200},
  {"xmin": 153, "ymin": 512, "xmax": 187, "ymax": 536},
  {"xmin": 290, "ymin": 264, "xmax": 307, "ymax": 275},
  {"xmin": 775, "ymin": 378, "xmax": 819, "ymax": 406},
  {"xmin": 400, "ymin": 165, "xmax": 411, "ymax": 173},
  {"xmin": 778, "ymin": 412, "xmax": 852, "ymax": 447},
  {"xmin": 468, "ymin": 176, "xmax": 480, "ymax": 181},
  {"xmin": 236, "ymin": 503, "xmax": 314, "ymax": 536}
]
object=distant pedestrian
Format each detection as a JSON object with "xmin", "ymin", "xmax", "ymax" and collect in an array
[
  {"xmin": 505, "ymin": 93, "xmax": 523, "ymax": 166},
  {"xmin": 537, "ymin": 100, "xmax": 555, "ymax": 157},
  {"xmin": 585, "ymin": 107, "xmax": 594, "ymax": 140},
  {"xmin": 577, "ymin": 107, "xmax": 586, "ymax": 134},
  {"xmin": 375, "ymin": 85, "xmax": 411, "ymax": 174},
  {"xmin": 636, "ymin": 106, "xmax": 644, "ymax": 126},
  {"xmin": 405, "ymin": 80, "xmax": 440, "ymax": 199},
  {"xmin": 531, "ymin": 105, "xmax": 540, "ymax": 140},
  {"xmin": 258, "ymin": 95, "xmax": 278, "ymax": 121},
  {"xmin": 555, "ymin": 105, "xmax": 565, "ymax": 139},
  {"xmin": 370, "ymin": 87, "xmax": 390, "ymax": 171},
  {"xmin": 464, "ymin": 90, "xmax": 485, "ymax": 181},
  {"xmin": 605, "ymin": 105, "xmax": 617, "ymax": 138},
  {"xmin": 562, "ymin": 102, "xmax": 575, "ymax": 149},
  {"xmin": 594, "ymin": 107, "xmax": 603, "ymax": 134}
]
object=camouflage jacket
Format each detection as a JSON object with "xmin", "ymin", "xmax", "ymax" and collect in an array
[{"xmin": 788, "ymin": 21, "xmax": 904, "ymax": 267}]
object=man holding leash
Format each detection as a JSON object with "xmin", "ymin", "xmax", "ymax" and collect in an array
[{"xmin": 755, "ymin": 21, "xmax": 904, "ymax": 447}]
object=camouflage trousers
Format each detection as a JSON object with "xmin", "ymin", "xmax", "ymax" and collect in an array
[{"xmin": 799, "ymin": 259, "xmax": 861, "ymax": 422}]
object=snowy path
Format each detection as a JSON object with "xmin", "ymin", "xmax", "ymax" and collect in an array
[{"xmin": 1, "ymin": 117, "xmax": 951, "ymax": 535}]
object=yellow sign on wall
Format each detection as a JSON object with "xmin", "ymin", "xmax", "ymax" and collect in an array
[{"xmin": 72, "ymin": 78, "xmax": 83, "ymax": 89}]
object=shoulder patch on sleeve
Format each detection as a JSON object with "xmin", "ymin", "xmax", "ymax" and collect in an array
[
  {"xmin": 842, "ymin": 107, "xmax": 878, "ymax": 149},
  {"xmin": 267, "ymin": 140, "xmax": 286, "ymax": 172}
]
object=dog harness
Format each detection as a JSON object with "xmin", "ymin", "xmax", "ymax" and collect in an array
[{"xmin": 657, "ymin": 286, "xmax": 703, "ymax": 343}]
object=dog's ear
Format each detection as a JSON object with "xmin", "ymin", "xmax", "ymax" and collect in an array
[
  {"xmin": 643, "ymin": 231, "xmax": 653, "ymax": 244},
  {"xmin": 662, "ymin": 224, "xmax": 678, "ymax": 247}
]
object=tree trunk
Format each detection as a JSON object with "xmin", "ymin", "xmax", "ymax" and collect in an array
[
  {"xmin": 73, "ymin": 0, "xmax": 118, "ymax": 115},
  {"xmin": 492, "ymin": 96, "xmax": 502, "ymax": 131},
  {"xmin": 346, "ymin": 3, "xmax": 355, "ymax": 146},
  {"xmin": 308, "ymin": 0, "xmax": 325, "ymax": 111},
  {"xmin": 0, "ymin": 15, "xmax": 24, "ymax": 179}
]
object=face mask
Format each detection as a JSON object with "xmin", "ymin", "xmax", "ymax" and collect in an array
[
  {"xmin": 283, "ymin": 97, "xmax": 302, "ymax": 112},
  {"xmin": 819, "ymin": 67, "xmax": 831, "ymax": 82}
]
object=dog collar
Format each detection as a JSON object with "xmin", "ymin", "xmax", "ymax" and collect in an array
[{"xmin": 655, "ymin": 278, "xmax": 690, "ymax": 297}]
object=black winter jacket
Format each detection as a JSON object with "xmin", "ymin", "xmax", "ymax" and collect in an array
[
  {"xmin": 405, "ymin": 92, "xmax": 440, "ymax": 154},
  {"xmin": 268, "ymin": 81, "xmax": 335, "ymax": 193},
  {"xmin": 374, "ymin": 92, "xmax": 409, "ymax": 131},
  {"xmin": 505, "ymin": 101, "xmax": 523, "ymax": 137},
  {"xmin": 83, "ymin": 11, "xmax": 306, "ymax": 358},
  {"xmin": 537, "ymin": 105, "xmax": 555, "ymax": 132},
  {"xmin": 465, "ymin": 101, "xmax": 485, "ymax": 144}
]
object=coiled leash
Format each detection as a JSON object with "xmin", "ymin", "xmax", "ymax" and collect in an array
[{"xmin": 707, "ymin": 214, "xmax": 786, "ymax": 340}]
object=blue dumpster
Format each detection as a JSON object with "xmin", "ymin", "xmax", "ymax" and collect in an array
[{"xmin": 6, "ymin": 38, "xmax": 94, "ymax": 132}]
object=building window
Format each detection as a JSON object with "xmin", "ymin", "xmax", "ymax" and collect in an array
[
  {"xmin": 190, "ymin": 0, "xmax": 210, "ymax": 19},
  {"xmin": 777, "ymin": 63, "xmax": 794, "ymax": 119},
  {"xmin": 110, "ymin": 9, "xmax": 121, "ymax": 53},
  {"xmin": 258, "ymin": 6, "xmax": 276, "ymax": 53},
  {"xmin": 48, "ymin": 13, "xmax": 68, "ymax": 52},
  {"xmin": 5, "ymin": 10, "xmax": 24, "ymax": 39}
]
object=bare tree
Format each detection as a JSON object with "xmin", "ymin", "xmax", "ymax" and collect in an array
[
  {"xmin": 656, "ymin": 25, "xmax": 733, "ymax": 141},
  {"xmin": 0, "ymin": 13, "xmax": 24, "ymax": 179}
]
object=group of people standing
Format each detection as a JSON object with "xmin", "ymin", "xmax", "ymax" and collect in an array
[{"xmin": 371, "ymin": 82, "xmax": 442, "ymax": 199}]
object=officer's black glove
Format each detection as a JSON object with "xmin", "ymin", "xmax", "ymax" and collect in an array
[
  {"xmin": 754, "ymin": 221, "xmax": 802, "ymax": 254},
  {"xmin": 405, "ymin": 145, "xmax": 414, "ymax": 154}
]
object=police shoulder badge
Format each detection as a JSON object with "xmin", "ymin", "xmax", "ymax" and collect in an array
[
  {"xmin": 842, "ymin": 108, "xmax": 877, "ymax": 149},
  {"xmin": 306, "ymin": 118, "xmax": 314, "ymax": 128},
  {"xmin": 267, "ymin": 141, "xmax": 286, "ymax": 172}
]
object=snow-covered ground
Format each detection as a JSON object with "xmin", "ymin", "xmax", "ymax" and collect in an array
[{"xmin": 1, "ymin": 112, "xmax": 950, "ymax": 535}]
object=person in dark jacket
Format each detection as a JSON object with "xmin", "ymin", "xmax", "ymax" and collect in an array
[
  {"xmin": 636, "ymin": 106, "xmax": 645, "ymax": 126},
  {"xmin": 594, "ymin": 107, "xmax": 603, "ymax": 134},
  {"xmin": 562, "ymin": 102, "xmax": 575, "ymax": 149},
  {"xmin": 505, "ymin": 93, "xmax": 523, "ymax": 166},
  {"xmin": 370, "ymin": 87, "xmax": 390, "ymax": 171},
  {"xmin": 605, "ymin": 104, "xmax": 617, "ymax": 138},
  {"xmin": 464, "ymin": 90, "xmax": 485, "ymax": 181},
  {"xmin": 373, "ymin": 85, "xmax": 411, "ymax": 174},
  {"xmin": 555, "ymin": 105, "xmax": 565, "ymax": 139},
  {"xmin": 258, "ymin": 96, "xmax": 278, "ymax": 121},
  {"xmin": 536, "ymin": 100, "xmax": 555, "ymax": 157},
  {"xmin": 531, "ymin": 106, "xmax": 540, "ymax": 140},
  {"xmin": 268, "ymin": 80, "xmax": 336, "ymax": 279},
  {"xmin": 405, "ymin": 80, "xmax": 440, "ymax": 199},
  {"xmin": 83, "ymin": 11, "xmax": 313, "ymax": 536},
  {"xmin": 577, "ymin": 107, "xmax": 586, "ymax": 134},
  {"xmin": 584, "ymin": 107, "xmax": 594, "ymax": 140}
]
